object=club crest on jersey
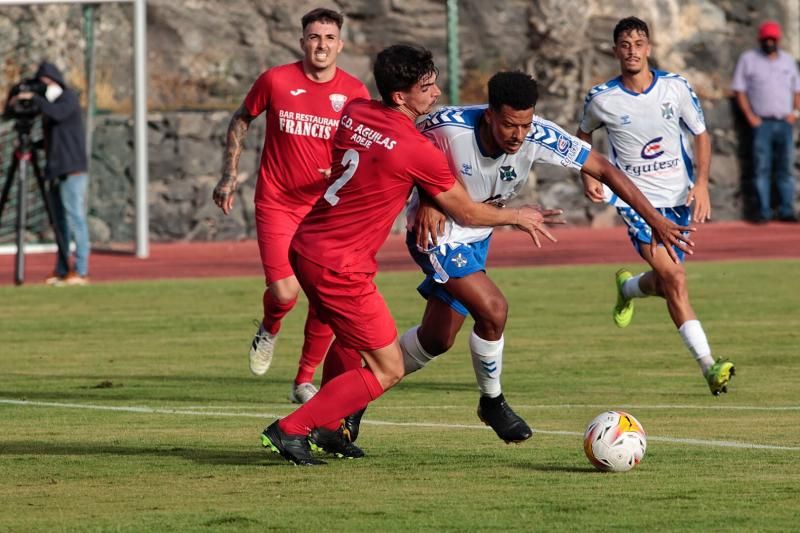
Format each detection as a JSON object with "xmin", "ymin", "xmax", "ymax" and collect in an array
[
  {"xmin": 498, "ymin": 165, "xmax": 517, "ymax": 182},
  {"xmin": 451, "ymin": 253, "xmax": 468, "ymax": 268},
  {"xmin": 661, "ymin": 102, "xmax": 675, "ymax": 120},
  {"xmin": 640, "ymin": 137, "xmax": 664, "ymax": 160},
  {"xmin": 330, "ymin": 93, "xmax": 347, "ymax": 112},
  {"xmin": 461, "ymin": 162, "xmax": 473, "ymax": 176},
  {"xmin": 620, "ymin": 114, "xmax": 632, "ymax": 125}
]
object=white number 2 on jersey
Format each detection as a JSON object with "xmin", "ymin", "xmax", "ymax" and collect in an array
[{"xmin": 324, "ymin": 149, "xmax": 359, "ymax": 206}]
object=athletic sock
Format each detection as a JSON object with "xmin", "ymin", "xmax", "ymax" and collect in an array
[
  {"xmin": 279, "ymin": 367, "xmax": 384, "ymax": 436},
  {"xmin": 678, "ymin": 319, "xmax": 714, "ymax": 374},
  {"xmin": 261, "ymin": 290, "xmax": 297, "ymax": 335},
  {"xmin": 294, "ymin": 306, "xmax": 334, "ymax": 384},
  {"xmin": 622, "ymin": 273, "xmax": 647, "ymax": 299},
  {"xmin": 469, "ymin": 331, "xmax": 504, "ymax": 398},
  {"xmin": 321, "ymin": 339, "xmax": 363, "ymax": 387},
  {"xmin": 399, "ymin": 326, "xmax": 436, "ymax": 374}
]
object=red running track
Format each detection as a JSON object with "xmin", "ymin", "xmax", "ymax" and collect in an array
[{"xmin": 1, "ymin": 221, "xmax": 799, "ymax": 286}]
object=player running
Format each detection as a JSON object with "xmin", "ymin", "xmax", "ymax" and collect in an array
[
  {"xmin": 212, "ymin": 8, "xmax": 369, "ymax": 404},
  {"xmin": 345, "ymin": 71, "xmax": 698, "ymax": 446},
  {"xmin": 576, "ymin": 16, "xmax": 735, "ymax": 395},
  {"xmin": 260, "ymin": 44, "xmax": 565, "ymax": 465}
]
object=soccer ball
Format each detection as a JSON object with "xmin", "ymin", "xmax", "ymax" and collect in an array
[{"xmin": 583, "ymin": 410, "xmax": 647, "ymax": 472}]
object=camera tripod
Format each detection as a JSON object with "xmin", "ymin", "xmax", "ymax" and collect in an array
[{"xmin": 0, "ymin": 118, "xmax": 68, "ymax": 285}]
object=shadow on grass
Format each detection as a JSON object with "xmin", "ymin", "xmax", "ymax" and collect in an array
[
  {"xmin": 0, "ymin": 440, "xmax": 292, "ymax": 467},
  {"xmin": 0, "ymin": 375, "xmax": 478, "ymax": 403},
  {"xmin": 512, "ymin": 462, "xmax": 599, "ymax": 473}
]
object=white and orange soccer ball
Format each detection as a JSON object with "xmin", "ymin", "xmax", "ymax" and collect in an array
[{"xmin": 583, "ymin": 410, "xmax": 647, "ymax": 472}]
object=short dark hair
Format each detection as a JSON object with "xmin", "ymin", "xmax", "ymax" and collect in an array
[
  {"xmin": 301, "ymin": 8, "xmax": 343, "ymax": 30},
  {"xmin": 374, "ymin": 45, "xmax": 438, "ymax": 105},
  {"xmin": 613, "ymin": 16, "xmax": 650, "ymax": 43},
  {"xmin": 487, "ymin": 71, "xmax": 538, "ymax": 111}
]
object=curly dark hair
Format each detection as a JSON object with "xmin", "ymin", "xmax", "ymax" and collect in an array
[
  {"xmin": 374, "ymin": 45, "xmax": 438, "ymax": 105},
  {"xmin": 613, "ymin": 16, "xmax": 650, "ymax": 43},
  {"xmin": 487, "ymin": 71, "xmax": 538, "ymax": 111},
  {"xmin": 301, "ymin": 8, "xmax": 343, "ymax": 30}
]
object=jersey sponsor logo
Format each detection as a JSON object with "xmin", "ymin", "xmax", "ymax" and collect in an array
[
  {"xmin": 640, "ymin": 137, "xmax": 664, "ymax": 160},
  {"xmin": 290, "ymin": 88, "xmax": 307, "ymax": 96},
  {"xmin": 483, "ymin": 194, "xmax": 506, "ymax": 208},
  {"xmin": 339, "ymin": 113, "xmax": 397, "ymax": 150},
  {"xmin": 622, "ymin": 157, "xmax": 680, "ymax": 177},
  {"xmin": 330, "ymin": 93, "xmax": 348, "ymax": 112},
  {"xmin": 498, "ymin": 165, "xmax": 517, "ymax": 182},
  {"xmin": 661, "ymin": 102, "xmax": 675, "ymax": 120},
  {"xmin": 461, "ymin": 162, "xmax": 473, "ymax": 176},
  {"xmin": 278, "ymin": 109, "xmax": 338, "ymax": 139}
]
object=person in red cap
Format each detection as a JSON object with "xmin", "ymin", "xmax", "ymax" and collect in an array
[{"xmin": 732, "ymin": 20, "xmax": 800, "ymax": 223}]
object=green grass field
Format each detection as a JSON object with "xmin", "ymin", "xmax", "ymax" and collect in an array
[{"xmin": 1, "ymin": 259, "xmax": 799, "ymax": 532}]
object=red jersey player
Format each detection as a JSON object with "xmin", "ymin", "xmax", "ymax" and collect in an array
[
  {"xmin": 212, "ymin": 8, "xmax": 369, "ymax": 404},
  {"xmin": 259, "ymin": 44, "xmax": 564, "ymax": 466}
]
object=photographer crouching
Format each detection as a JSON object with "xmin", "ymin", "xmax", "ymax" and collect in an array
[{"xmin": 8, "ymin": 61, "xmax": 90, "ymax": 286}]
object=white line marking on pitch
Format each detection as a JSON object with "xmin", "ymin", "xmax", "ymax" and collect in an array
[
  {"xmin": 179, "ymin": 403, "xmax": 800, "ymax": 412},
  {"xmin": 1, "ymin": 398, "xmax": 798, "ymax": 451}
]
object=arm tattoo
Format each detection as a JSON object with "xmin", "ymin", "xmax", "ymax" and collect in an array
[{"xmin": 221, "ymin": 104, "xmax": 255, "ymax": 184}]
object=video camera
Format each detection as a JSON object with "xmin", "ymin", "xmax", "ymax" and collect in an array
[{"xmin": 3, "ymin": 78, "xmax": 47, "ymax": 121}]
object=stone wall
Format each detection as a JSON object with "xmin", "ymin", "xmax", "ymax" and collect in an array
[{"xmin": 2, "ymin": 0, "xmax": 799, "ymax": 242}]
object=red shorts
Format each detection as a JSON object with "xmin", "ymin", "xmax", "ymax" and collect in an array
[
  {"xmin": 254, "ymin": 202, "xmax": 309, "ymax": 284},
  {"xmin": 289, "ymin": 250, "xmax": 398, "ymax": 351}
]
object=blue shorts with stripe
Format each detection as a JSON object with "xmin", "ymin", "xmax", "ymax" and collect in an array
[
  {"xmin": 617, "ymin": 205, "xmax": 691, "ymax": 262},
  {"xmin": 405, "ymin": 232, "xmax": 491, "ymax": 317}
]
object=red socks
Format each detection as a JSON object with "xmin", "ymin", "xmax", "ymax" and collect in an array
[
  {"xmin": 294, "ymin": 305, "xmax": 334, "ymax": 385},
  {"xmin": 279, "ymin": 368, "xmax": 384, "ymax": 436},
  {"xmin": 261, "ymin": 290, "xmax": 297, "ymax": 335},
  {"xmin": 321, "ymin": 339, "xmax": 364, "ymax": 387}
]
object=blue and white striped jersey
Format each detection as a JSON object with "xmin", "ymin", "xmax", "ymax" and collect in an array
[
  {"xmin": 579, "ymin": 69, "xmax": 706, "ymax": 208},
  {"xmin": 407, "ymin": 104, "xmax": 590, "ymax": 246}
]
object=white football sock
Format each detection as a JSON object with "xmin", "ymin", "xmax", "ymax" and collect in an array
[
  {"xmin": 622, "ymin": 273, "xmax": 647, "ymax": 299},
  {"xmin": 678, "ymin": 319, "xmax": 714, "ymax": 374},
  {"xmin": 399, "ymin": 326, "xmax": 436, "ymax": 374},
  {"xmin": 469, "ymin": 331, "xmax": 504, "ymax": 398}
]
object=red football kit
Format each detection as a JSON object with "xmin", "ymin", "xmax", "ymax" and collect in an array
[
  {"xmin": 281, "ymin": 99, "xmax": 457, "ymax": 435},
  {"xmin": 244, "ymin": 62, "xmax": 368, "ymax": 387},
  {"xmin": 291, "ymin": 98, "xmax": 456, "ymax": 349},
  {"xmin": 244, "ymin": 61, "xmax": 370, "ymax": 282}
]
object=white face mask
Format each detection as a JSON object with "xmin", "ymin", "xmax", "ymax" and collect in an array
[{"xmin": 45, "ymin": 83, "xmax": 63, "ymax": 102}]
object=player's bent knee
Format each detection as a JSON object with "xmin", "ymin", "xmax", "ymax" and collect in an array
[
  {"xmin": 268, "ymin": 279, "xmax": 302, "ymax": 303},
  {"xmin": 372, "ymin": 365, "xmax": 404, "ymax": 390},
  {"xmin": 480, "ymin": 297, "xmax": 508, "ymax": 325},
  {"xmin": 659, "ymin": 267, "xmax": 687, "ymax": 292}
]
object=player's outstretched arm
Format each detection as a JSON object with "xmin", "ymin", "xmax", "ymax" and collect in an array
[
  {"xmin": 581, "ymin": 150, "xmax": 695, "ymax": 262},
  {"xmin": 213, "ymin": 104, "xmax": 256, "ymax": 215},
  {"xmin": 432, "ymin": 181, "xmax": 564, "ymax": 248}
]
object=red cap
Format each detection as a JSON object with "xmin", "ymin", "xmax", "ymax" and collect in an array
[{"xmin": 758, "ymin": 21, "xmax": 781, "ymax": 41}]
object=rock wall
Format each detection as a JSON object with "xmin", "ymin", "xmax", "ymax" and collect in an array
[{"xmin": 1, "ymin": 0, "xmax": 799, "ymax": 242}]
